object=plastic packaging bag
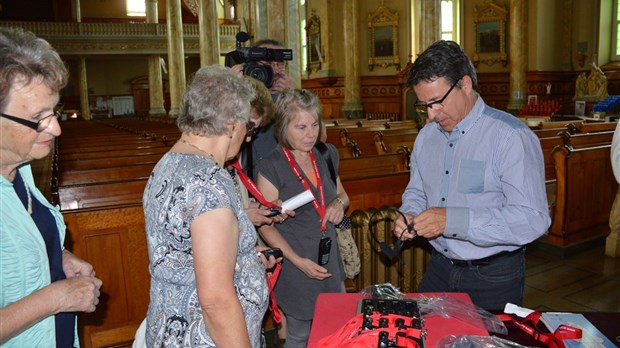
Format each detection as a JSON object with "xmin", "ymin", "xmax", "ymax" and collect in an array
[
  {"xmin": 357, "ymin": 284, "xmax": 507, "ymax": 335},
  {"xmin": 436, "ymin": 335, "xmax": 528, "ymax": 348}
]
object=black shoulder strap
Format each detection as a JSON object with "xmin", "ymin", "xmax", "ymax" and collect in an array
[{"xmin": 315, "ymin": 141, "xmax": 337, "ymax": 185}]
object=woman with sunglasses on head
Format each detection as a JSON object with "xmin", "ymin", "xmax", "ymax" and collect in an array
[
  {"xmin": 228, "ymin": 76, "xmax": 293, "ymax": 228},
  {"xmin": 0, "ymin": 28, "xmax": 103, "ymax": 347}
]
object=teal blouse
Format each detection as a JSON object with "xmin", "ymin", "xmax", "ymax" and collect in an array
[{"xmin": 0, "ymin": 164, "xmax": 78, "ymax": 347}]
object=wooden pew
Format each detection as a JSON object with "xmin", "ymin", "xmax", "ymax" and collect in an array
[
  {"xmin": 533, "ymin": 128, "xmax": 569, "ymax": 138},
  {"xmin": 539, "ymin": 130, "xmax": 614, "ymax": 181},
  {"xmin": 58, "ymin": 145, "xmax": 170, "ymax": 161},
  {"xmin": 576, "ymin": 121, "xmax": 617, "ymax": 133},
  {"xmin": 57, "ymin": 153, "xmax": 164, "ymax": 171},
  {"xmin": 339, "ymin": 153, "xmax": 409, "ymax": 180},
  {"xmin": 56, "ymin": 179, "xmax": 147, "ymax": 211},
  {"xmin": 548, "ymin": 144, "xmax": 617, "ymax": 247},
  {"xmin": 374, "ymin": 129, "xmax": 418, "ymax": 154},
  {"xmin": 58, "ymin": 163, "xmax": 155, "ymax": 186}
]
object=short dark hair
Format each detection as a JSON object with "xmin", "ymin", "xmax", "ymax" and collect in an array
[
  {"xmin": 254, "ymin": 38, "xmax": 284, "ymax": 48},
  {"xmin": 407, "ymin": 40, "xmax": 477, "ymax": 90}
]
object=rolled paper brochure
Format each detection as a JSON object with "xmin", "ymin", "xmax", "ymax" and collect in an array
[{"xmin": 281, "ymin": 189, "xmax": 315, "ymax": 212}]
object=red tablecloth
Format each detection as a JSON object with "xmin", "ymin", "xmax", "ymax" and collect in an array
[{"xmin": 307, "ymin": 292, "xmax": 489, "ymax": 348}]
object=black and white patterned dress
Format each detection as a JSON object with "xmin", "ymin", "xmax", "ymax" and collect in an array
[{"xmin": 143, "ymin": 152, "xmax": 268, "ymax": 347}]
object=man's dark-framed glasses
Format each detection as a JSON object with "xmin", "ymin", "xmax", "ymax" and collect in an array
[
  {"xmin": 0, "ymin": 111, "xmax": 60, "ymax": 132},
  {"xmin": 414, "ymin": 78, "xmax": 462, "ymax": 116}
]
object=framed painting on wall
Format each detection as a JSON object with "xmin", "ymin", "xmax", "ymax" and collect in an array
[
  {"xmin": 368, "ymin": 0, "xmax": 400, "ymax": 71},
  {"xmin": 473, "ymin": 0, "xmax": 508, "ymax": 67},
  {"xmin": 305, "ymin": 9, "xmax": 321, "ymax": 73}
]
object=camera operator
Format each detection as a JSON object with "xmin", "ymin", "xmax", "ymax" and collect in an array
[{"xmin": 231, "ymin": 38, "xmax": 294, "ymax": 181}]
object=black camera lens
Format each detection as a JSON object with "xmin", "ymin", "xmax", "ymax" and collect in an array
[{"xmin": 244, "ymin": 63, "xmax": 274, "ymax": 88}]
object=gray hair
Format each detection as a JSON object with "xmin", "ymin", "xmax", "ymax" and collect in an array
[
  {"xmin": 273, "ymin": 89, "xmax": 322, "ymax": 149},
  {"xmin": 0, "ymin": 27, "xmax": 68, "ymax": 112},
  {"xmin": 177, "ymin": 65, "xmax": 255, "ymax": 136}
]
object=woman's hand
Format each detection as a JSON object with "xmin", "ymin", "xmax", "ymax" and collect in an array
[
  {"xmin": 62, "ymin": 250, "xmax": 95, "ymax": 278},
  {"xmin": 245, "ymin": 202, "xmax": 276, "ymax": 227},
  {"xmin": 294, "ymin": 258, "xmax": 332, "ymax": 280},
  {"xmin": 256, "ymin": 246, "xmax": 283, "ymax": 270},
  {"xmin": 52, "ymin": 275, "xmax": 103, "ymax": 313},
  {"xmin": 323, "ymin": 198, "xmax": 345, "ymax": 227}
]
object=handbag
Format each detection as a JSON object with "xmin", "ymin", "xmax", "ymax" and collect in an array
[
  {"xmin": 334, "ymin": 216, "xmax": 361, "ymax": 279},
  {"xmin": 315, "ymin": 142, "xmax": 361, "ymax": 279}
]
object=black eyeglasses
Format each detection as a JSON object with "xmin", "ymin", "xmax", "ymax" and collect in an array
[
  {"xmin": 414, "ymin": 78, "xmax": 462, "ymax": 116},
  {"xmin": 246, "ymin": 121, "xmax": 258, "ymax": 137},
  {"xmin": 1, "ymin": 111, "xmax": 60, "ymax": 132}
]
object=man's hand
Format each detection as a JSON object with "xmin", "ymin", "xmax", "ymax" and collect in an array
[
  {"xmin": 412, "ymin": 207, "xmax": 447, "ymax": 238},
  {"xmin": 272, "ymin": 72, "xmax": 292, "ymax": 93},
  {"xmin": 394, "ymin": 212, "xmax": 416, "ymax": 241},
  {"xmin": 229, "ymin": 64, "xmax": 244, "ymax": 75}
]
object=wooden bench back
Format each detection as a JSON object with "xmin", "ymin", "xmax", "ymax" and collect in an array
[
  {"xmin": 576, "ymin": 121, "xmax": 618, "ymax": 133},
  {"xmin": 58, "ymin": 162, "xmax": 155, "ymax": 186},
  {"xmin": 549, "ymin": 144, "xmax": 617, "ymax": 246},
  {"xmin": 56, "ymin": 179, "xmax": 147, "ymax": 211},
  {"xmin": 339, "ymin": 153, "xmax": 408, "ymax": 180}
]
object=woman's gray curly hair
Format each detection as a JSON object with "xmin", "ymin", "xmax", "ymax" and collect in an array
[
  {"xmin": 177, "ymin": 65, "xmax": 255, "ymax": 136},
  {"xmin": 0, "ymin": 27, "xmax": 68, "ymax": 113}
]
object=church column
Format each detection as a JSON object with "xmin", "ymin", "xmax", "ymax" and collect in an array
[
  {"xmin": 166, "ymin": 0, "xmax": 186, "ymax": 118},
  {"xmin": 147, "ymin": 0, "xmax": 166, "ymax": 117},
  {"xmin": 507, "ymin": 0, "xmax": 528, "ymax": 114},
  {"xmin": 315, "ymin": 0, "xmax": 335, "ymax": 77},
  {"xmin": 78, "ymin": 56, "xmax": 90, "ymax": 120},
  {"xmin": 72, "ymin": 0, "xmax": 81, "ymax": 22},
  {"xmin": 418, "ymin": 0, "xmax": 441, "ymax": 51},
  {"xmin": 199, "ymin": 0, "xmax": 220, "ymax": 66},
  {"xmin": 285, "ymin": 0, "xmax": 301, "ymax": 88},
  {"xmin": 342, "ymin": 0, "xmax": 363, "ymax": 119}
]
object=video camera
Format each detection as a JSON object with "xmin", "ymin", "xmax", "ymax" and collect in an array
[{"xmin": 225, "ymin": 32, "xmax": 293, "ymax": 88}]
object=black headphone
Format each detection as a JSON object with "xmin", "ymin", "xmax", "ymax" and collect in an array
[{"xmin": 368, "ymin": 207, "xmax": 415, "ymax": 261}]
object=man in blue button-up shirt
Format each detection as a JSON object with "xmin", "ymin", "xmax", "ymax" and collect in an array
[{"xmin": 394, "ymin": 40, "xmax": 550, "ymax": 310}]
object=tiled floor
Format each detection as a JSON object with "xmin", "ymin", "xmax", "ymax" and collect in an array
[{"xmin": 524, "ymin": 243, "xmax": 620, "ymax": 312}]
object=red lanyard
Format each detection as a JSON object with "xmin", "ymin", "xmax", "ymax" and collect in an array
[
  {"xmin": 229, "ymin": 159, "xmax": 278, "ymax": 209},
  {"xmin": 281, "ymin": 146, "xmax": 326, "ymax": 232}
]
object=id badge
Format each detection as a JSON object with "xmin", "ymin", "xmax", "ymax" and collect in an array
[{"xmin": 318, "ymin": 236, "xmax": 332, "ymax": 266}]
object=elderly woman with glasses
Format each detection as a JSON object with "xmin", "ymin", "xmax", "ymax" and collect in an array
[
  {"xmin": 143, "ymin": 65, "xmax": 280, "ymax": 347},
  {"xmin": 0, "ymin": 28, "xmax": 103, "ymax": 347},
  {"xmin": 256, "ymin": 89, "xmax": 349, "ymax": 348}
]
